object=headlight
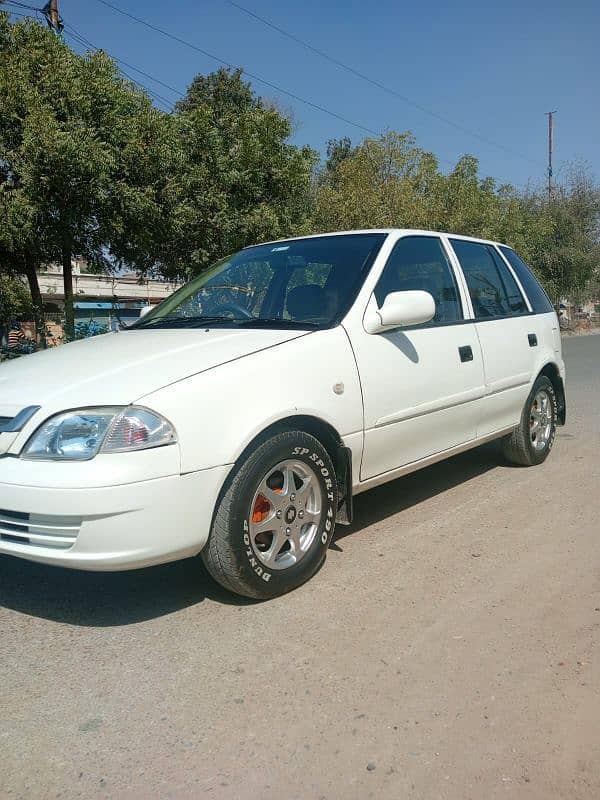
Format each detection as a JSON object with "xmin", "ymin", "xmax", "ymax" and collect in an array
[{"xmin": 22, "ymin": 407, "xmax": 177, "ymax": 461}]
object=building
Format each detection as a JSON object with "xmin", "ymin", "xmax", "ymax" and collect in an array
[{"xmin": 39, "ymin": 260, "xmax": 182, "ymax": 333}]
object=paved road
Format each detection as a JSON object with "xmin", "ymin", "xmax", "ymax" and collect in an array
[{"xmin": 1, "ymin": 335, "xmax": 599, "ymax": 800}]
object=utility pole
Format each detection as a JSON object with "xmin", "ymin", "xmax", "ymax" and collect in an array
[
  {"xmin": 42, "ymin": 0, "xmax": 64, "ymax": 36},
  {"xmin": 545, "ymin": 110, "xmax": 557, "ymax": 200}
]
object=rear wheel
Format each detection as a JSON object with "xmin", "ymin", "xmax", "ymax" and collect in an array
[
  {"xmin": 202, "ymin": 431, "xmax": 338, "ymax": 599},
  {"xmin": 502, "ymin": 376, "xmax": 557, "ymax": 466}
]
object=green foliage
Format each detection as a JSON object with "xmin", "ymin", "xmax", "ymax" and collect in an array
[
  {"xmin": 0, "ymin": 12, "xmax": 179, "ymax": 336},
  {"xmin": 314, "ymin": 132, "xmax": 444, "ymax": 231},
  {"xmin": 321, "ymin": 137, "xmax": 355, "ymax": 183},
  {"xmin": 0, "ymin": 274, "xmax": 33, "ymax": 325},
  {"xmin": 526, "ymin": 166, "xmax": 600, "ymax": 301},
  {"xmin": 174, "ymin": 66, "xmax": 261, "ymax": 117},
  {"xmin": 161, "ymin": 68, "xmax": 318, "ymax": 279},
  {"xmin": 1, "ymin": 10, "xmax": 598, "ymax": 313},
  {"xmin": 314, "ymin": 133, "xmax": 600, "ymax": 301}
]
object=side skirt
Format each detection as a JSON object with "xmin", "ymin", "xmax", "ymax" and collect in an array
[{"xmin": 353, "ymin": 426, "xmax": 516, "ymax": 496}]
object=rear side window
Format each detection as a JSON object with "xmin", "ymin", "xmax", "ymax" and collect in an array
[
  {"xmin": 498, "ymin": 246, "xmax": 554, "ymax": 313},
  {"xmin": 374, "ymin": 236, "xmax": 463, "ymax": 324},
  {"xmin": 450, "ymin": 239, "xmax": 527, "ymax": 319},
  {"xmin": 487, "ymin": 247, "xmax": 528, "ymax": 314}
]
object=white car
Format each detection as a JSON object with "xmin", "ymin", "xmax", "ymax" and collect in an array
[{"xmin": 0, "ymin": 230, "xmax": 566, "ymax": 598}]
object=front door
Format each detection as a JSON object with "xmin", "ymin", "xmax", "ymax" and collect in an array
[{"xmin": 348, "ymin": 235, "xmax": 486, "ymax": 482}]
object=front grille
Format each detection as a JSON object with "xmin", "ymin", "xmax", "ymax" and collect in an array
[{"xmin": 0, "ymin": 509, "xmax": 81, "ymax": 550}]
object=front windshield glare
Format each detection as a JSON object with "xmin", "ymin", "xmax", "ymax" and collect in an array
[{"xmin": 135, "ymin": 233, "xmax": 386, "ymax": 330}]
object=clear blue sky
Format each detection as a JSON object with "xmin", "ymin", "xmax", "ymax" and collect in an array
[{"xmin": 9, "ymin": 0, "xmax": 600, "ymax": 188}]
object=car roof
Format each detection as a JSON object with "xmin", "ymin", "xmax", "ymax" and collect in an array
[{"xmin": 248, "ymin": 229, "xmax": 510, "ymax": 249}]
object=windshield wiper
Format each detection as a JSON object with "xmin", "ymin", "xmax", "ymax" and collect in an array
[
  {"xmin": 134, "ymin": 315, "xmax": 245, "ymax": 329},
  {"xmin": 236, "ymin": 317, "xmax": 319, "ymax": 329}
]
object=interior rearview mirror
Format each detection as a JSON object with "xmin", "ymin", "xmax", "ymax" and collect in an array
[{"xmin": 364, "ymin": 290, "xmax": 435, "ymax": 334}]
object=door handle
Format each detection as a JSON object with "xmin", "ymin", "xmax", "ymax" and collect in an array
[
  {"xmin": 528, "ymin": 333, "xmax": 538, "ymax": 347},
  {"xmin": 458, "ymin": 345, "xmax": 473, "ymax": 362}
]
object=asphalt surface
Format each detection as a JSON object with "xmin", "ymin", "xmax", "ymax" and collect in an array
[{"xmin": 1, "ymin": 334, "xmax": 599, "ymax": 800}]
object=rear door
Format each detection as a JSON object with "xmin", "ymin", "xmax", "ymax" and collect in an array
[{"xmin": 447, "ymin": 238, "xmax": 537, "ymax": 436}]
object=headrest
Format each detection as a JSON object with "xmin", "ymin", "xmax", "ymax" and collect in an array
[{"xmin": 287, "ymin": 284, "xmax": 327, "ymax": 321}]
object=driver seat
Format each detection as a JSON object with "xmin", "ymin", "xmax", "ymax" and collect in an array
[{"xmin": 286, "ymin": 285, "xmax": 328, "ymax": 321}]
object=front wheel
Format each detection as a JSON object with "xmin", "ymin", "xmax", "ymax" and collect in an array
[
  {"xmin": 501, "ymin": 376, "xmax": 557, "ymax": 466},
  {"xmin": 202, "ymin": 431, "xmax": 338, "ymax": 599}
]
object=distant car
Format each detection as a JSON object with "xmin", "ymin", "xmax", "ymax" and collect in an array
[{"xmin": 0, "ymin": 230, "xmax": 566, "ymax": 599}]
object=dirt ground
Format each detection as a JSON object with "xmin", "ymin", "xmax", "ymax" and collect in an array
[{"xmin": 1, "ymin": 334, "xmax": 598, "ymax": 800}]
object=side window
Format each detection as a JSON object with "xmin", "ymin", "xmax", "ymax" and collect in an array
[
  {"xmin": 498, "ymin": 246, "xmax": 554, "ymax": 313},
  {"xmin": 374, "ymin": 236, "xmax": 463, "ymax": 324},
  {"xmin": 488, "ymin": 247, "xmax": 528, "ymax": 314},
  {"xmin": 450, "ymin": 239, "xmax": 527, "ymax": 319}
]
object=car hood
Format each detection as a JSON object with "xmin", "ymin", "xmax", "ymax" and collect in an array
[{"xmin": 0, "ymin": 328, "xmax": 307, "ymax": 415}]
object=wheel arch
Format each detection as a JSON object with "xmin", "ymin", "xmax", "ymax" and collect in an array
[
  {"xmin": 537, "ymin": 362, "xmax": 566, "ymax": 425},
  {"xmin": 230, "ymin": 414, "xmax": 354, "ymax": 525}
]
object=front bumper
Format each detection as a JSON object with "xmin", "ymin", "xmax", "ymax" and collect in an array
[{"xmin": 0, "ymin": 465, "xmax": 230, "ymax": 571}]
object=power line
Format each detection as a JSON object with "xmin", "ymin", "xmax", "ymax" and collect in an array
[
  {"xmin": 64, "ymin": 23, "xmax": 184, "ymax": 99},
  {"xmin": 63, "ymin": 28, "xmax": 175, "ymax": 109},
  {"xmin": 5, "ymin": 0, "xmax": 528, "ymax": 186},
  {"xmin": 3, "ymin": 9, "xmax": 35, "ymax": 17},
  {"xmin": 226, "ymin": 0, "xmax": 544, "ymax": 169},
  {"xmin": 3, "ymin": 6, "xmax": 179, "ymax": 107},
  {"xmin": 3, "ymin": 0, "xmax": 41, "ymax": 10},
  {"xmin": 92, "ymin": 0, "xmax": 381, "ymax": 137}
]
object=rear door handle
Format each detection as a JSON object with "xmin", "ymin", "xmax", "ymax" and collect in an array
[
  {"xmin": 458, "ymin": 345, "xmax": 473, "ymax": 362},
  {"xmin": 528, "ymin": 333, "xmax": 538, "ymax": 347}
]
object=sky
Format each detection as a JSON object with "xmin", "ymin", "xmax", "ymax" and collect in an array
[{"xmin": 7, "ymin": 0, "xmax": 600, "ymax": 189}]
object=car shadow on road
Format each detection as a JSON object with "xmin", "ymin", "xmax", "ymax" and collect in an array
[
  {"xmin": 0, "ymin": 441, "xmax": 503, "ymax": 627},
  {"xmin": 333, "ymin": 441, "xmax": 502, "ymax": 544},
  {"xmin": 0, "ymin": 553, "xmax": 254, "ymax": 627}
]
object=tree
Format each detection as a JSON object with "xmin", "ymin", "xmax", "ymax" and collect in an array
[
  {"xmin": 538, "ymin": 166, "xmax": 600, "ymax": 301},
  {"xmin": 0, "ymin": 274, "xmax": 33, "ymax": 327},
  {"xmin": 313, "ymin": 132, "xmax": 445, "ymax": 232},
  {"xmin": 322, "ymin": 137, "xmax": 354, "ymax": 182},
  {"xmin": 159, "ymin": 67, "xmax": 317, "ymax": 279},
  {"xmin": 499, "ymin": 166, "xmax": 600, "ymax": 303},
  {"xmin": 174, "ymin": 66, "xmax": 261, "ymax": 117},
  {"xmin": 0, "ymin": 11, "xmax": 178, "ymax": 338}
]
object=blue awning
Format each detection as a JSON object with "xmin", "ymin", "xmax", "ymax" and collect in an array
[{"xmin": 74, "ymin": 302, "xmax": 115, "ymax": 309}]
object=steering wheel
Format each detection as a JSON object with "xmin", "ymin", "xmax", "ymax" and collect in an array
[{"xmin": 211, "ymin": 302, "xmax": 254, "ymax": 320}]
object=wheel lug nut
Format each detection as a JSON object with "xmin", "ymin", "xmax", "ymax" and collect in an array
[
  {"xmin": 290, "ymin": 493, "xmax": 295, "ymax": 501},
  {"xmin": 298, "ymin": 511, "xmax": 304, "ymax": 519},
  {"xmin": 286, "ymin": 527, "xmax": 291, "ymax": 535},
  {"xmin": 276, "ymin": 510, "xmax": 282, "ymax": 519}
]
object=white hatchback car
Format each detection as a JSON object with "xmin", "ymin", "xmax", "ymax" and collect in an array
[{"xmin": 0, "ymin": 230, "xmax": 566, "ymax": 598}]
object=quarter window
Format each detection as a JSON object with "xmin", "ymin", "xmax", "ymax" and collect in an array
[
  {"xmin": 498, "ymin": 246, "xmax": 554, "ymax": 313},
  {"xmin": 488, "ymin": 247, "xmax": 528, "ymax": 314},
  {"xmin": 374, "ymin": 236, "xmax": 463, "ymax": 324},
  {"xmin": 450, "ymin": 239, "xmax": 527, "ymax": 319}
]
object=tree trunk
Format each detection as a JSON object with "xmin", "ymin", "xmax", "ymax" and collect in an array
[
  {"xmin": 24, "ymin": 252, "xmax": 47, "ymax": 349},
  {"xmin": 62, "ymin": 245, "xmax": 75, "ymax": 341}
]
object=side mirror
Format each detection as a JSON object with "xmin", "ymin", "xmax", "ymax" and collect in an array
[{"xmin": 364, "ymin": 290, "xmax": 435, "ymax": 334}]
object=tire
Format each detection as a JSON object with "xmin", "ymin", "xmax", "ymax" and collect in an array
[
  {"xmin": 501, "ymin": 375, "xmax": 557, "ymax": 466},
  {"xmin": 202, "ymin": 431, "xmax": 338, "ymax": 599}
]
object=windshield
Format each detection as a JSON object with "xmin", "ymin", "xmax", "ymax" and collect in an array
[{"xmin": 132, "ymin": 233, "xmax": 387, "ymax": 330}]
